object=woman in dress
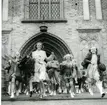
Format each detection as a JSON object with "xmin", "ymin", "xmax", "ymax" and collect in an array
[{"xmin": 29, "ymin": 42, "xmax": 54, "ymax": 98}]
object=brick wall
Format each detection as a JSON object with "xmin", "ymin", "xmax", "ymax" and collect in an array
[{"xmin": 2, "ymin": 0, "xmax": 107, "ymax": 67}]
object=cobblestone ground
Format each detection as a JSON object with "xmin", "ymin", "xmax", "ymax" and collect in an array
[{"xmin": 2, "ymin": 100, "xmax": 107, "ymax": 105}]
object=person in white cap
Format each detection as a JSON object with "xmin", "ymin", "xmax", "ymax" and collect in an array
[
  {"xmin": 82, "ymin": 46, "xmax": 106, "ymax": 98},
  {"xmin": 10, "ymin": 53, "xmax": 22, "ymax": 98},
  {"xmin": 72, "ymin": 59, "xmax": 81, "ymax": 94},
  {"xmin": 60, "ymin": 54, "xmax": 75, "ymax": 98},
  {"xmin": 4, "ymin": 51, "xmax": 23, "ymax": 98},
  {"xmin": 4, "ymin": 59, "xmax": 11, "ymax": 96},
  {"xmin": 46, "ymin": 55, "xmax": 60, "ymax": 96}
]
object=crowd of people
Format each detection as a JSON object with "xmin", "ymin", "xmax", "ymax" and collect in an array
[{"xmin": 4, "ymin": 42, "xmax": 107, "ymax": 99}]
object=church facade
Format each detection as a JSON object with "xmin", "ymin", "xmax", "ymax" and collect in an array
[{"xmin": 2, "ymin": 0, "xmax": 107, "ymax": 91}]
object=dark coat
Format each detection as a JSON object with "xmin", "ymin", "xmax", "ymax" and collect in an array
[
  {"xmin": 81, "ymin": 52, "xmax": 106, "ymax": 81},
  {"xmin": 81, "ymin": 52, "xmax": 100, "ymax": 69},
  {"xmin": 18, "ymin": 56, "xmax": 35, "ymax": 77}
]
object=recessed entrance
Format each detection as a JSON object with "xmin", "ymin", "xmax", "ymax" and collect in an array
[{"xmin": 20, "ymin": 32, "xmax": 72, "ymax": 62}]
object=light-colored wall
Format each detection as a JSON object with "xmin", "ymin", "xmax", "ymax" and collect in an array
[{"xmin": 2, "ymin": 0, "xmax": 107, "ymax": 67}]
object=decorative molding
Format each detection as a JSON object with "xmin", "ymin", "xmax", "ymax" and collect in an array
[
  {"xmin": 77, "ymin": 28, "xmax": 101, "ymax": 33},
  {"xmin": 2, "ymin": 29, "xmax": 13, "ymax": 34},
  {"xmin": 40, "ymin": 26, "xmax": 48, "ymax": 32},
  {"xmin": 80, "ymin": 33, "xmax": 99, "ymax": 41},
  {"xmin": 2, "ymin": 35, "xmax": 9, "ymax": 44},
  {"xmin": 79, "ymin": 33, "xmax": 99, "ymax": 42},
  {"xmin": 77, "ymin": 28, "xmax": 101, "ymax": 42},
  {"xmin": 19, "ymin": 32, "xmax": 72, "ymax": 62},
  {"xmin": 21, "ymin": 19, "xmax": 67, "ymax": 23}
]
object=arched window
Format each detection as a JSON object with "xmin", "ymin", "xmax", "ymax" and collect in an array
[{"xmin": 23, "ymin": 0, "xmax": 66, "ymax": 22}]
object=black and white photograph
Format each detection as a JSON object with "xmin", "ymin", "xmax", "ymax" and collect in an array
[{"xmin": 1, "ymin": 0, "xmax": 107, "ymax": 105}]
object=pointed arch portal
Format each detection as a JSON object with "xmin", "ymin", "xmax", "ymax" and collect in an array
[{"xmin": 20, "ymin": 32, "xmax": 72, "ymax": 62}]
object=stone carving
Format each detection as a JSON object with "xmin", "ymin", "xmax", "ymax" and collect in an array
[
  {"xmin": 2, "ymin": 34, "xmax": 9, "ymax": 44},
  {"xmin": 80, "ymin": 40, "xmax": 89, "ymax": 61},
  {"xmin": 79, "ymin": 32, "xmax": 100, "ymax": 61},
  {"xmin": 88, "ymin": 33, "xmax": 99, "ymax": 41},
  {"xmin": 79, "ymin": 32, "xmax": 99, "ymax": 42},
  {"xmin": 79, "ymin": 33, "xmax": 87, "ymax": 41},
  {"xmin": 2, "ymin": 34, "xmax": 9, "ymax": 57}
]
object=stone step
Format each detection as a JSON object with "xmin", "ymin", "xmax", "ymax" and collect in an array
[{"xmin": 2, "ymin": 92, "xmax": 107, "ymax": 101}]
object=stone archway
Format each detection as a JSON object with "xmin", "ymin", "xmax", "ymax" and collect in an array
[{"xmin": 19, "ymin": 32, "xmax": 72, "ymax": 62}]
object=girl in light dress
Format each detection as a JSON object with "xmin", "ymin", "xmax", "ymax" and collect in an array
[{"xmin": 29, "ymin": 42, "xmax": 54, "ymax": 98}]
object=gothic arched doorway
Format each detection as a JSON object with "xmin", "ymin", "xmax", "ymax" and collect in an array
[{"xmin": 20, "ymin": 32, "xmax": 72, "ymax": 62}]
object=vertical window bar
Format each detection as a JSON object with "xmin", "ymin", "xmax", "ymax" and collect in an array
[
  {"xmin": 83, "ymin": 0, "xmax": 90, "ymax": 20},
  {"xmin": 40, "ymin": 0, "xmax": 49, "ymax": 20},
  {"xmin": 60, "ymin": 0, "xmax": 64, "ymax": 19},
  {"xmin": 95, "ymin": 0, "xmax": 102, "ymax": 20},
  {"xmin": 49, "ymin": 0, "xmax": 51, "ymax": 19},
  {"xmin": 38, "ymin": 0, "xmax": 40, "ymax": 19}
]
